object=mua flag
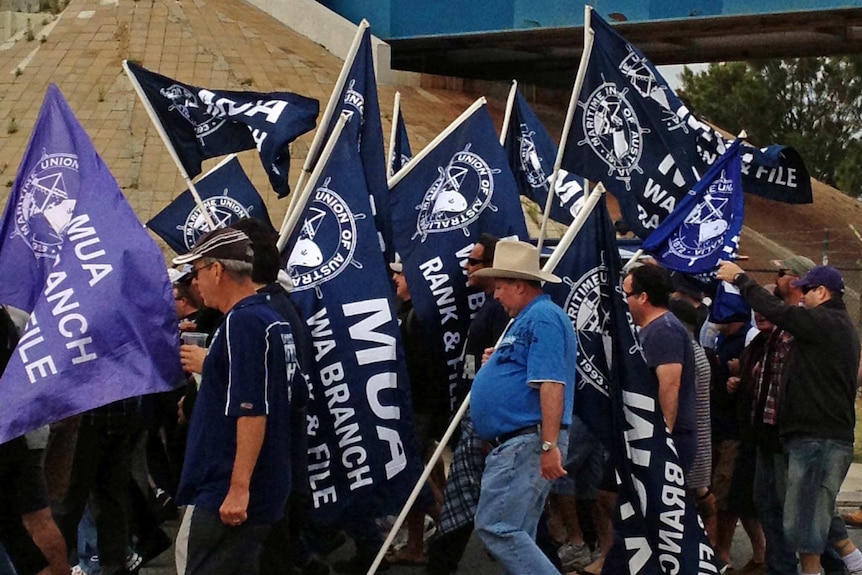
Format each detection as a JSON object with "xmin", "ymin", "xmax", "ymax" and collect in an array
[
  {"xmin": 390, "ymin": 103, "xmax": 528, "ymax": 412},
  {"xmin": 389, "ymin": 106, "xmax": 412, "ymax": 176},
  {"xmin": 284, "ymin": 118, "xmax": 422, "ymax": 523},
  {"xmin": 0, "ymin": 85, "xmax": 183, "ymax": 443},
  {"xmin": 547, "ymin": 195, "xmax": 718, "ymax": 574},
  {"xmin": 561, "ymin": 11, "xmax": 810, "ymax": 239},
  {"xmin": 503, "ymin": 91, "xmax": 585, "ymax": 225},
  {"xmin": 125, "ymin": 61, "xmax": 318, "ymax": 197},
  {"xmin": 147, "ymin": 155, "xmax": 273, "ymax": 254},
  {"xmin": 314, "ymin": 28, "xmax": 390, "ymax": 255},
  {"xmin": 641, "ymin": 139, "xmax": 744, "ymax": 274}
]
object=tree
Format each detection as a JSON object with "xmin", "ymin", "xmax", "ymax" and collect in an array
[{"xmin": 679, "ymin": 57, "xmax": 862, "ymax": 195}]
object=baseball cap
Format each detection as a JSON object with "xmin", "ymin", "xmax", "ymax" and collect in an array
[
  {"xmin": 771, "ymin": 255, "xmax": 816, "ymax": 277},
  {"xmin": 172, "ymin": 228, "xmax": 254, "ymax": 265},
  {"xmin": 791, "ymin": 265, "xmax": 845, "ymax": 294}
]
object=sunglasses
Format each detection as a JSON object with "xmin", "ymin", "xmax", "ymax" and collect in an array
[
  {"xmin": 188, "ymin": 261, "xmax": 216, "ymax": 280},
  {"xmin": 466, "ymin": 257, "xmax": 488, "ymax": 266},
  {"xmin": 801, "ymin": 284, "xmax": 821, "ymax": 295},
  {"xmin": 777, "ymin": 269, "xmax": 799, "ymax": 278}
]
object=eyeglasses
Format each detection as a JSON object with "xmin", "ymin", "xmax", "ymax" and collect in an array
[
  {"xmin": 624, "ymin": 291, "xmax": 640, "ymax": 299},
  {"xmin": 466, "ymin": 257, "xmax": 488, "ymax": 266},
  {"xmin": 802, "ymin": 284, "xmax": 821, "ymax": 295},
  {"xmin": 188, "ymin": 261, "xmax": 216, "ymax": 280},
  {"xmin": 777, "ymin": 269, "xmax": 798, "ymax": 278}
]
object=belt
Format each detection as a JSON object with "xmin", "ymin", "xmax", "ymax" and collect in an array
[{"xmin": 490, "ymin": 423, "xmax": 568, "ymax": 448}]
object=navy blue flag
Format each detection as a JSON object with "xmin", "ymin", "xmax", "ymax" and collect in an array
[
  {"xmin": 125, "ymin": 61, "xmax": 319, "ymax": 197},
  {"xmin": 284, "ymin": 119, "xmax": 423, "ymax": 523},
  {"xmin": 641, "ymin": 139, "xmax": 744, "ymax": 274},
  {"xmin": 0, "ymin": 85, "xmax": 183, "ymax": 443},
  {"xmin": 314, "ymin": 29, "xmax": 390, "ymax": 256},
  {"xmin": 561, "ymin": 12, "xmax": 811, "ymax": 239},
  {"xmin": 389, "ymin": 106, "xmax": 412, "ymax": 176},
  {"xmin": 711, "ymin": 280, "xmax": 751, "ymax": 324},
  {"xmin": 503, "ymin": 91, "xmax": 586, "ymax": 225},
  {"xmin": 390, "ymin": 104, "xmax": 528, "ymax": 412},
  {"xmin": 546, "ymin": 194, "xmax": 718, "ymax": 574},
  {"xmin": 146, "ymin": 155, "xmax": 273, "ymax": 254}
]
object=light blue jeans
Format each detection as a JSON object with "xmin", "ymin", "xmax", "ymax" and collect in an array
[
  {"xmin": 754, "ymin": 447, "xmax": 797, "ymax": 575},
  {"xmin": 783, "ymin": 437, "xmax": 852, "ymax": 554},
  {"xmin": 475, "ymin": 430, "xmax": 569, "ymax": 575}
]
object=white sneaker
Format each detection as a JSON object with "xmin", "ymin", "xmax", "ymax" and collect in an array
[{"xmin": 71, "ymin": 566, "xmax": 87, "ymax": 575}]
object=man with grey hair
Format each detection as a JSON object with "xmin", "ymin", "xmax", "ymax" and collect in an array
[{"xmin": 172, "ymin": 228, "xmax": 299, "ymax": 575}]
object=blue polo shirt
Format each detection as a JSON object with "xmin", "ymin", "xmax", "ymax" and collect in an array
[
  {"xmin": 471, "ymin": 294, "xmax": 577, "ymax": 441},
  {"xmin": 176, "ymin": 293, "xmax": 297, "ymax": 524}
]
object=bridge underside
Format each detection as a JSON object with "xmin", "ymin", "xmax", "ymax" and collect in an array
[{"xmin": 389, "ymin": 8, "xmax": 862, "ymax": 89}]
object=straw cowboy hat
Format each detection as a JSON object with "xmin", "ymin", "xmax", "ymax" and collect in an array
[{"xmin": 472, "ymin": 240, "xmax": 561, "ymax": 284}]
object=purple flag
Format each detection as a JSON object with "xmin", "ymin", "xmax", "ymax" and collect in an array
[{"xmin": 0, "ymin": 85, "xmax": 184, "ymax": 443}]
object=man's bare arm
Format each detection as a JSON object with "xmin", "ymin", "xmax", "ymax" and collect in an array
[{"xmin": 656, "ymin": 363, "xmax": 682, "ymax": 432}]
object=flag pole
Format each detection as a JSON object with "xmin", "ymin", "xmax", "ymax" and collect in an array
[
  {"xmin": 543, "ymin": 182, "xmax": 605, "ymax": 273},
  {"xmin": 498, "ymin": 80, "xmax": 518, "ymax": 146},
  {"xmin": 122, "ymin": 60, "xmax": 216, "ymax": 231},
  {"xmin": 623, "ymin": 249, "xmax": 645, "ymax": 272},
  {"xmin": 536, "ymin": 5, "xmax": 595, "ymax": 253},
  {"xmin": 276, "ymin": 113, "xmax": 350, "ymax": 253},
  {"xmin": 388, "ymin": 97, "xmax": 486, "ymax": 189},
  {"xmin": 387, "ymin": 91, "xmax": 401, "ymax": 178},
  {"xmin": 367, "ymin": 317, "xmax": 514, "ymax": 575},
  {"xmin": 281, "ymin": 19, "xmax": 370, "ymax": 235}
]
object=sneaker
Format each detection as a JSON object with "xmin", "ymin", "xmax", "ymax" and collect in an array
[
  {"xmin": 71, "ymin": 566, "xmax": 87, "ymax": 575},
  {"xmin": 124, "ymin": 551, "xmax": 142, "ymax": 573},
  {"xmin": 558, "ymin": 542, "xmax": 592, "ymax": 571}
]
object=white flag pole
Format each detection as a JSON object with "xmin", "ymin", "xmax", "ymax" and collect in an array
[
  {"xmin": 498, "ymin": 80, "xmax": 518, "ymax": 147},
  {"xmin": 536, "ymin": 5, "xmax": 595, "ymax": 253},
  {"xmin": 388, "ymin": 97, "xmax": 486, "ymax": 189},
  {"xmin": 276, "ymin": 113, "xmax": 350, "ymax": 253},
  {"xmin": 543, "ymin": 183, "xmax": 605, "ymax": 274},
  {"xmin": 367, "ymin": 315, "xmax": 516, "ymax": 575},
  {"xmin": 387, "ymin": 92, "xmax": 402, "ymax": 178},
  {"xmin": 280, "ymin": 19, "xmax": 370, "ymax": 237},
  {"xmin": 386, "ymin": 92, "xmax": 401, "ymax": 178},
  {"xmin": 122, "ymin": 60, "xmax": 216, "ymax": 231}
]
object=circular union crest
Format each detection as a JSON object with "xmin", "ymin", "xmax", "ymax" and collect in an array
[
  {"xmin": 182, "ymin": 196, "xmax": 251, "ymax": 250},
  {"xmin": 160, "ymin": 84, "xmax": 225, "ymax": 140},
  {"xmin": 14, "ymin": 152, "xmax": 80, "ymax": 259},
  {"xmin": 564, "ymin": 265, "xmax": 612, "ymax": 393},
  {"xmin": 666, "ymin": 189, "xmax": 731, "ymax": 265},
  {"xmin": 580, "ymin": 82, "xmax": 643, "ymax": 179},
  {"xmin": 287, "ymin": 184, "xmax": 359, "ymax": 292},
  {"xmin": 415, "ymin": 146, "xmax": 494, "ymax": 240}
]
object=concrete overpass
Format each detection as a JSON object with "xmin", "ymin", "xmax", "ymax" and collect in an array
[{"xmin": 317, "ymin": 0, "xmax": 862, "ymax": 88}]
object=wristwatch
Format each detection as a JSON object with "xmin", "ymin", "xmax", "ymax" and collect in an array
[{"xmin": 541, "ymin": 440, "xmax": 557, "ymax": 452}]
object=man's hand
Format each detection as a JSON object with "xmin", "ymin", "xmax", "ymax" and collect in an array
[
  {"xmin": 481, "ymin": 347, "xmax": 495, "ymax": 366},
  {"xmin": 716, "ymin": 260, "xmax": 744, "ymax": 283},
  {"xmin": 180, "ymin": 344, "xmax": 206, "ymax": 374},
  {"xmin": 219, "ymin": 485, "xmax": 249, "ymax": 526},
  {"xmin": 540, "ymin": 448, "xmax": 567, "ymax": 480},
  {"xmin": 727, "ymin": 376, "xmax": 741, "ymax": 394}
]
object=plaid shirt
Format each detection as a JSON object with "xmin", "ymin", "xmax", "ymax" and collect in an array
[
  {"xmin": 439, "ymin": 414, "xmax": 486, "ymax": 534},
  {"xmin": 752, "ymin": 329, "xmax": 794, "ymax": 426}
]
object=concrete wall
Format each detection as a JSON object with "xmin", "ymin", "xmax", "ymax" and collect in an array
[{"xmin": 240, "ymin": 0, "xmax": 419, "ymax": 85}]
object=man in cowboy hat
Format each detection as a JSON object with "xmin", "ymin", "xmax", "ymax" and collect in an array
[{"xmin": 469, "ymin": 240, "xmax": 576, "ymax": 575}]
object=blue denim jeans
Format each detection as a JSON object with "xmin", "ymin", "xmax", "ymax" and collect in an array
[
  {"xmin": 475, "ymin": 430, "xmax": 569, "ymax": 575},
  {"xmin": 754, "ymin": 447, "xmax": 797, "ymax": 575},
  {"xmin": 783, "ymin": 437, "xmax": 852, "ymax": 554}
]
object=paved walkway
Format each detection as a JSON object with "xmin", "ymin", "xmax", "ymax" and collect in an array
[{"xmin": 839, "ymin": 462, "xmax": 862, "ymax": 508}]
